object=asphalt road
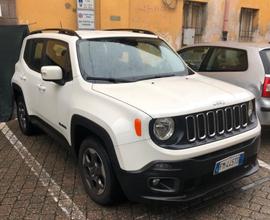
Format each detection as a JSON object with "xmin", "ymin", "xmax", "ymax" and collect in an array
[{"xmin": 0, "ymin": 120, "xmax": 270, "ymax": 220}]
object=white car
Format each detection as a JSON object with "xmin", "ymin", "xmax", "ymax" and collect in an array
[
  {"xmin": 178, "ymin": 42, "xmax": 270, "ymax": 126},
  {"xmin": 12, "ymin": 29, "xmax": 260, "ymax": 205}
]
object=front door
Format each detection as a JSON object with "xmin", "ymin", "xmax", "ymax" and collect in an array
[{"xmin": 37, "ymin": 39, "xmax": 73, "ymax": 136}]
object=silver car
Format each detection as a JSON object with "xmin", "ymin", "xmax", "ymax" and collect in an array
[{"xmin": 178, "ymin": 42, "xmax": 270, "ymax": 126}]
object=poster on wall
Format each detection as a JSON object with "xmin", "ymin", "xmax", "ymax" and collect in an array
[
  {"xmin": 77, "ymin": 10, "xmax": 95, "ymax": 30},
  {"xmin": 77, "ymin": 0, "xmax": 95, "ymax": 30}
]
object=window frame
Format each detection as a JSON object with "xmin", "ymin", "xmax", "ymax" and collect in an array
[
  {"xmin": 178, "ymin": 46, "xmax": 211, "ymax": 71},
  {"xmin": 259, "ymin": 49, "xmax": 270, "ymax": 74},
  {"xmin": 23, "ymin": 38, "xmax": 46, "ymax": 73},
  {"xmin": 182, "ymin": 1, "xmax": 207, "ymax": 45},
  {"xmin": 239, "ymin": 8, "xmax": 259, "ymax": 42},
  {"xmin": 198, "ymin": 46, "xmax": 249, "ymax": 72},
  {"xmin": 23, "ymin": 38, "xmax": 73, "ymax": 82},
  {"xmin": 76, "ymin": 37, "xmax": 189, "ymax": 83},
  {"xmin": 42, "ymin": 38, "xmax": 73, "ymax": 82}
]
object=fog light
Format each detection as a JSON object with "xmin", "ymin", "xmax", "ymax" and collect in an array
[
  {"xmin": 148, "ymin": 177, "xmax": 179, "ymax": 193},
  {"xmin": 151, "ymin": 178, "xmax": 160, "ymax": 186}
]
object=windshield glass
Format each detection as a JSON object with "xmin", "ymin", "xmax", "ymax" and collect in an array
[{"xmin": 77, "ymin": 37, "xmax": 188, "ymax": 82}]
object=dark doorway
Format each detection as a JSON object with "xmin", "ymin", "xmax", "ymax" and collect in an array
[{"xmin": 0, "ymin": 25, "xmax": 29, "ymax": 122}]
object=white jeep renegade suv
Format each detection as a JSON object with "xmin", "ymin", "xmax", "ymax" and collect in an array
[{"xmin": 12, "ymin": 29, "xmax": 261, "ymax": 205}]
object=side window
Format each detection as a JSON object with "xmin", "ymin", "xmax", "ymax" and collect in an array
[
  {"xmin": 200, "ymin": 48, "xmax": 248, "ymax": 71},
  {"xmin": 179, "ymin": 47, "xmax": 210, "ymax": 71},
  {"xmin": 24, "ymin": 39, "xmax": 45, "ymax": 72},
  {"xmin": 260, "ymin": 49, "xmax": 270, "ymax": 74},
  {"xmin": 43, "ymin": 40, "xmax": 72, "ymax": 81}
]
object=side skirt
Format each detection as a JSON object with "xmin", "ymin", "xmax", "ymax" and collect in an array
[{"xmin": 29, "ymin": 116, "xmax": 77, "ymax": 160}]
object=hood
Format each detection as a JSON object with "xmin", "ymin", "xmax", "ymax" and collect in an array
[{"xmin": 92, "ymin": 74, "xmax": 254, "ymax": 118}]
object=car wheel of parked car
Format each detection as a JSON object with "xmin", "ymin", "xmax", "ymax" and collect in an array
[
  {"xmin": 79, "ymin": 137, "xmax": 123, "ymax": 205},
  {"xmin": 16, "ymin": 96, "xmax": 35, "ymax": 135}
]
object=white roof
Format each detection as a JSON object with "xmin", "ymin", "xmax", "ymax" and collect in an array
[
  {"xmin": 76, "ymin": 30, "xmax": 158, "ymax": 39},
  {"xmin": 182, "ymin": 41, "xmax": 270, "ymax": 51},
  {"xmin": 27, "ymin": 30, "xmax": 158, "ymax": 41}
]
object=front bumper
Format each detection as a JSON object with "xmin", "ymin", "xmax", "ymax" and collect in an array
[{"xmin": 118, "ymin": 136, "xmax": 260, "ymax": 203}]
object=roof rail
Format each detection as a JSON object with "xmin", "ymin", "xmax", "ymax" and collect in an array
[
  {"xmin": 29, "ymin": 28, "xmax": 81, "ymax": 39},
  {"xmin": 103, "ymin": 28, "xmax": 156, "ymax": 35}
]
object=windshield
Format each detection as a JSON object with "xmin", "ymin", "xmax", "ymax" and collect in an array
[{"xmin": 77, "ymin": 37, "xmax": 188, "ymax": 82}]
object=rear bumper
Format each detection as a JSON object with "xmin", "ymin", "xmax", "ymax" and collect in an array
[{"xmin": 118, "ymin": 136, "xmax": 260, "ymax": 203}]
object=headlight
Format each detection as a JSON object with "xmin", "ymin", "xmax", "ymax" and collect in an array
[
  {"xmin": 153, "ymin": 118, "xmax": 175, "ymax": 141},
  {"xmin": 248, "ymin": 101, "xmax": 254, "ymax": 119}
]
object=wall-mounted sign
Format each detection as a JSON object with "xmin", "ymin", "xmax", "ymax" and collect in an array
[
  {"xmin": 110, "ymin": 16, "xmax": 121, "ymax": 21},
  {"xmin": 77, "ymin": 0, "xmax": 94, "ymax": 10},
  {"xmin": 77, "ymin": 10, "xmax": 95, "ymax": 30},
  {"xmin": 77, "ymin": 0, "xmax": 95, "ymax": 30}
]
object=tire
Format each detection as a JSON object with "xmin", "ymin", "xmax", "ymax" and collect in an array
[
  {"xmin": 16, "ymin": 96, "xmax": 35, "ymax": 135},
  {"xmin": 78, "ymin": 137, "xmax": 123, "ymax": 205}
]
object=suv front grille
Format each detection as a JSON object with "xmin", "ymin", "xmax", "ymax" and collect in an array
[{"xmin": 185, "ymin": 103, "xmax": 249, "ymax": 143}]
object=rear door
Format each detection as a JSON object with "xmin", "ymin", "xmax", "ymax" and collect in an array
[
  {"xmin": 22, "ymin": 38, "xmax": 45, "ymax": 115},
  {"xmin": 180, "ymin": 46, "xmax": 263, "ymax": 97},
  {"xmin": 198, "ymin": 47, "xmax": 249, "ymax": 88}
]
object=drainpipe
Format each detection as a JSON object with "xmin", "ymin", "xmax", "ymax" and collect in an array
[{"xmin": 222, "ymin": 0, "xmax": 230, "ymax": 41}]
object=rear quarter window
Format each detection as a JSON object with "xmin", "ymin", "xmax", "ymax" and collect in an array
[
  {"xmin": 260, "ymin": 49, "xmax": 270, "ymax": 74},
  {"xmin": 200, "ymin": 47, "xmax": 248, "ymax": 72}
]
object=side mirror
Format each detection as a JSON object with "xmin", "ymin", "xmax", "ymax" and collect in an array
[{"xmin": 41, "ymin": 66, "xmax": 63, "ymax": 84}]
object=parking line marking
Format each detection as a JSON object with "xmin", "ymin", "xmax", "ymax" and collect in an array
[
  {"xmin": 0, "ymin": 123, "xmax": 86, "ymax": 220},
  {"xmin": 239, "ymin": 160, "xmax": 270, "ymax": 191},
  {"xmin": 241, "ymin": 176, "xmax": 270, "ymax": 191},
  {"xmin": 258, "ymin": 159, "xmax": 270, "ymax": 171}
]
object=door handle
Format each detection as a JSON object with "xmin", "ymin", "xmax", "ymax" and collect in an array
[
  {"xmin": 38, "ymin": 84, "xmax": 46, "ymax": 92},
  {"xmin": 20, "ymin": 75, "xmax": 26, "ymax": 81}
]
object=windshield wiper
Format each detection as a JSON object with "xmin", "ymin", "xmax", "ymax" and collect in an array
[
  {"xmin": 86, "ymin": 76, "xmax": 132, "ymax": 83},
  {"xmin": 134, "ymin": 74, "xmax": 176, "ymax": 81},
  {"xmin": 86, "ymin": 74, "xmax": 177, "ymax": 83}
]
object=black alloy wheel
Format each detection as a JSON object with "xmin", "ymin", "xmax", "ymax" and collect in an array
[
  {"xmin": 79, "ymin": 137, "xmax": 124, "ymax": 205},
  {"xmin": 16, "ymin": 96, "xmax": 35, "ymax": 135}
]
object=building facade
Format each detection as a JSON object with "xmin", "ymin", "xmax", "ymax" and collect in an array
[{"xmin": 1, "ymin": 0, "xmax": 270, "ymax": 49}]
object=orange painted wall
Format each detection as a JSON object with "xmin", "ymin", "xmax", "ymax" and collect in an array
[
  {"xmin": 16, "ymin": 0, "xmax": 270, "ymax": 48},
  {"xmin": 128, "ymin": 1, "xmax": 183, "ymax": 50},
  {"xmin": 98, "ymin": 0, "xmax": 184, "ymax": 49},
  {"xmin": 98, "ymin": 0, "xmax": 129, "ymax": 28},
  {"xmin": 228, "ymin": 0, "xmax": 270, "ymax": 42},
  {"xmin": 16, "ymin": 0, "xmax": 77, "ymax": 31}
]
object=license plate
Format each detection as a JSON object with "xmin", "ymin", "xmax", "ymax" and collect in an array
[{"xmin": 213, "ymin": 152, "xmax": 244, "ymax": 175}]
